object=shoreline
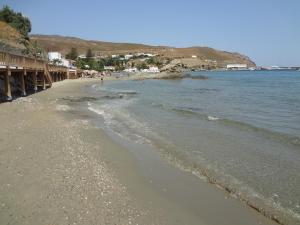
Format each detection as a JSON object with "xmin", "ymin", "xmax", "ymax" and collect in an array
[{"xmin": 0, "ymin": 79, "xmax": 280, "ymax": 225}]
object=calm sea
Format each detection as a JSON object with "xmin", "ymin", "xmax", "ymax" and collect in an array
[{"xmin": 87, "ymin": 70, "xmax": 300, "ymax": 224}]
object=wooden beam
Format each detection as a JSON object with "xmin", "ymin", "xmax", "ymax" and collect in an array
[
  {"xmin": 4, "ymin": 68, "xmax": 12, "ymax": 101},
  {"xmin": 20, "ymin": 69, "xmax": 26, "ymax": 96}
]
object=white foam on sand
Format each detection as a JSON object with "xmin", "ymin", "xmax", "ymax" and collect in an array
[{"xmin": 56, "ymin": 104, "xmax": 72, "ymax": 111}]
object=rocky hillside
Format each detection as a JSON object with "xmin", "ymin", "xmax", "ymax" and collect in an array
[
  {"xmin": 0, "ymin": 21, "xmax": 26, "ymax": 52},
  {"xmin": 0, "ymin": 21, "xmax": 41, "ymax": 57},
  {"xmin": 31, "ymin": 34, "xmax": 255, "ymax": 68}
]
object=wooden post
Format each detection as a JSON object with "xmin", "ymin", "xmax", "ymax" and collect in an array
[
  {"xmin": 4, "ymin": 68, "xmax": 12, "ymax": 101},
  {"xmin": 42, "ymin": 71, "xmax": 46, "ymax": 90},
  {"xmin": 22, "ymin": 56, "xmax": 25, "ymax": 68},
  {"xmin": 20, "ymin": 69, "xmax": 26, "ymax": 96},
  {"xmin": 33, "ymin": 70, "xmax": 38, "ymax": 92}
]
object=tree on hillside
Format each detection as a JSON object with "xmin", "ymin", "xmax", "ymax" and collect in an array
[
  {"xmin": 146, "ymin": 57, "xmax": 163, "ymax": 68},
  {"xmin": 86, "ymin": 48, "xmax": 93, "ymax": 59},
  {"xmin": 66, "ymin": 47, "xmax": 78, "ymax": 60},
  {"xmin": 137, "ymin": 62, "xmax": 149, "ymax": 70},
  {"xmin": 0, "ymin": 5, "xmax": 31, "ymax": 39}
]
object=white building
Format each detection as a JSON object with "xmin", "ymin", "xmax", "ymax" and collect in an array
[
  {"xmin": 149, "ymin": 66, "xmax": 160, "ymax": 73},
  {"xmin": 124, "ymin": 68, "xmax": 138, "ymax": 73},
  {"xmin": 61, "ymin": 59, "xmax": 70, "ymax": 67},
  {"xmin": 104, "ymin": 66, "xmax": 116, "ymax": 71},
  {"xmin": 227, "ymin": 64, "xmax": 248, "ymax": 70},
  {"xmin": 48, "ymin": 52, "xmax": 75, "ymax": 68},
  {"xmin": 192, "ymin": 55, "xmax": 197, "ymax": 58},
  {"xmin": 125, "ymin": 54, "xmax": 134, "ymax": 60},
  {"xmin": 145, "ymin": 53, "xmax": 154, "ymax": 57},
  {"xmin": 141, "ymin": 66, "xmax": 160, "ymax": 73},
  {"xmin": 78, "ymin": 54, "xmax": 86, "ymax": 59},
  {"xmin": 48, "ymin": 52, "xmax": 62, "ymax": 62}
]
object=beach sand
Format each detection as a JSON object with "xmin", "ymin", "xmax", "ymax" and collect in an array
[{"xmin": 0, "ymin": 79, "xmax": 279, "ymax": 225}]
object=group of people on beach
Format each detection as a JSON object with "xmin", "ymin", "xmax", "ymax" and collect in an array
[{"xmin": 82, "ymin": 70, "xmax": 112, "ymax": 80}]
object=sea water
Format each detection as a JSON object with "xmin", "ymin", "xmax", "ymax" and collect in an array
[{"xmin": 87, "ymin": 71, "xmax": 300, "ymax": 224}]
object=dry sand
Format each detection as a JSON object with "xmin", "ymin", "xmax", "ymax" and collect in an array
[{"xmin": 0, "ymin": 79, "xmax": 280, "ymax": 225}]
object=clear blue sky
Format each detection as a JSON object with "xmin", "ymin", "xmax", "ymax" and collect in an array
[{"xmin": 1, "ymin": 0, "xmax": 299, "ymax": 66}]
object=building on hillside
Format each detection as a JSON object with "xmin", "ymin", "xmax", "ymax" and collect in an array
[
  {"xmin": 141, "ymin": 66, "xmax": 160, "ymax": 73},
  {"xmin": 227, "ymin": 64, "xmax": 248, "ymax": 70},
  {"xmin": 148, "ymin": 66, "xmax": 160, "ymax": 73},
  {"xmin": 78, "ymin": 55, "xmax": 86, "ymax": 59},
  {"xmin": 48, "ymin": 52, "xmax": 76, "ymax": 68},
  {"xmin": 145, "ymin": 53, "xmax": 155, "ymax": 57},
  {"xmin": 192, "ymin": 55, "xmax": 197, "ymax": 58},
  {"xmin": 66, "ymin": 59, "xmax": 77, "ymax": 69},
  {"xmin": 124, "ymin": 68, "xmax": 138, "ymax": 73},
  {"xmin": 125, "ymin": 54, "xmax": 134, "ymax": 60},
  {"xmin": 48, "ymin": 52, "xmax": 62, "ymax": 62},
  {"xmin": 104, "ymin": 66, "xmax": 116, "ymax": 71},
  {"xmin": 61, "ymin": 59, "xmax": 69, "ymax": 67}
]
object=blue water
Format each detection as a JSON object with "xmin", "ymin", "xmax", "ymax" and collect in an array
[{"xmin": 87, "ymin": 70, "xmax": 300, "ymax": 224}]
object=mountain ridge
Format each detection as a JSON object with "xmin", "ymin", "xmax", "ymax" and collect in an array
[{"xmin": 30, "ymin": 34, "xmax": 256, "ymax": 68}]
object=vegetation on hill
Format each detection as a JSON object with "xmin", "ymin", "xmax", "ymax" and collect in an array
[
  {"xmin": 0, "ymin": 6, "xmax": 44, "ymax": 57},
  {"xmin": 65, "ymin": 47, "xmax": 78, "ymax": 60},
  {"xmin": 75, "ymin": 48, "xmax": 128, "ymax": 71},
  {"xmin": 0, "ymin": 5, "xmax": 31, "ymax": 40}
]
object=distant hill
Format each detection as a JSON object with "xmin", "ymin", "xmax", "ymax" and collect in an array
[{"xmin": 30, "ymin": 34, "xmax": 255, "ymax": 68}]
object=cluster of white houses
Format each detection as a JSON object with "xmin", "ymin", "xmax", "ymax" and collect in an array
[
  {"xmin": 49, "ymin": 51, "xmax": 251, "ymax": 72},
  {"xmin": 48, "ymin": 51, "xmax": 161, "ymax": 73},
  {"xmin": 124, "ymin": 66, "xmax": 160, "ymax": 73}
]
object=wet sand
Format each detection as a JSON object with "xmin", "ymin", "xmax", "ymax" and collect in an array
[{"xmin": 0, "ymin": 79, "xmax": 279, "ymax": 225}]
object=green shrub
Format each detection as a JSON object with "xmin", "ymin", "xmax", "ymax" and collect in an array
[{"xmin": 0, "ymin": 5, "xmax": 31, "ymax": 39}]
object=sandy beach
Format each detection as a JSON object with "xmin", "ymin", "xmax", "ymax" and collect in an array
[{"xmin": 0, "ymin": 79, "xmax": 280, "ymax": 225}]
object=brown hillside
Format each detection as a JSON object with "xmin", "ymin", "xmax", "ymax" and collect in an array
[
  {"xmin": 0, "ymin": 22, "xmax": 42, "ymax": 57},
  {"xmin": 30, "ymin": 35, "xmax": 157, "ymax": 55},
  {"xmin": 31, "ymin": 34, "xmax": 255, "ymax": 67},
  {"xmin": 0, "ymin": 21, "xmax": 25, "ymax": 50}
]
